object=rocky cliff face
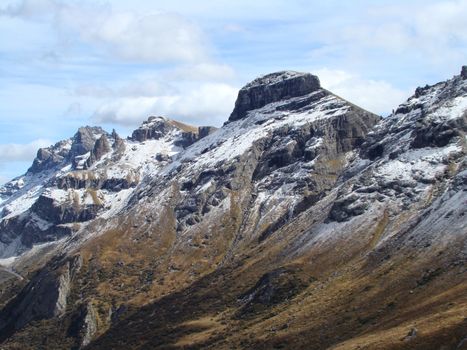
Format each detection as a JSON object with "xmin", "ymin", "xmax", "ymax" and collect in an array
[
  {"xmin": 0, "ymin": 69, "xmax": 466, "ymax": 350},
  {"xmin": 229, "ymin": 71, "xmax": 321, "ymax": 121}
]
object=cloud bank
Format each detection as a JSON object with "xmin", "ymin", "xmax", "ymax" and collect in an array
[
  {"xmin": 2, "ymin": 0, "xmax": 210, "ymax": 63},
  {"xmin": 316, "ymin": 69, "xmax": 411, "ymax": 116}
]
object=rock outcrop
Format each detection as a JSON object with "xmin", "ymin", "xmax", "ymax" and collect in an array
[
  {"xmin": 130, "ymin": 116, "xmax": 175, "ymax": 142},
  {"xmin": 67, "ymin": 302, "xmax": 98, "ymax": 348},
  {"xmin": 0, "ymin": 255, "xmax": 81, "ymax": 342},
  {"xmin": 29, "ymin": 140, "xmax": 70, "ymax": 173},
  {"xmin": 229, "ymin": 71, "xmax": 321, "ymax": 121},
  {"xmin": 70, "ymin": 127, "xmax": 106, "ymax": 160},
  {"xmin": 86, "ymin": 134, "xmax": 111, "ymax": 167}
]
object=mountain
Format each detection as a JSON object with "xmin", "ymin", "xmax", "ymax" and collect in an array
[
  {"xmin": 0, "ymin": 68, "xmax": 466, "ymax": 350},
  {"xmin": 0, "ymin": 118, "xmax": 216, "ymax": 258}
]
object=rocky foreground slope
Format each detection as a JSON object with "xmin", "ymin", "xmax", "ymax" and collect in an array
[{"xmin": 0, "ymin": 68, "xmax": 466, "ymax": 349}]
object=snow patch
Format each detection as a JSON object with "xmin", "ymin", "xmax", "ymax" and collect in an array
[
  {"xmin": 0, "ymin": 256, "xmax": 17, "ymax": 267},
  {"xmin": 1, "ymin": 185, "xmax": 43, "ymax": 220},
  {"xmin": 431, "ymin": 95, "xmax": 467, "ymax": 121},
  {"xmin": 377, "ymin": 145, "xmax": 460, "ymax": 183}
]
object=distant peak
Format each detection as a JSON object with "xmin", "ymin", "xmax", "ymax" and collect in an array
[
  {"xmin": 144, "ymin": 116, "xmax": 168, "ymax": 125},
  {"xmin": 71, "ymin": 126, "xmax": 107, "ymax": 154},
  {"xmin": 229, "ymin": 71, "xmax": 321, "ymax": 122},
  {"xmin": 75, "ymin": 126, "xmax": 106, "ymax": 135},
  {"xmin": 131, "ymin": 116, "xmax": 200, "ymax": 142},
  {"xmin": 137, "ymin": 116, "xmax": 195, "ymax": 132}
]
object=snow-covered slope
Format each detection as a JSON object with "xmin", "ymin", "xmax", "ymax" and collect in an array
[
  {"xmin": 0, "ymin": 117, "xmax": 216, "ymax": 259},
  {"xmin": 330, "ymin": 67, "xmax": 467, "ymax": 222}
]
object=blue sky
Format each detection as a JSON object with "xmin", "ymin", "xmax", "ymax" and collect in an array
[{"xmin": 1, "ymin": 0, "xmax": 466, "ymax": 184}]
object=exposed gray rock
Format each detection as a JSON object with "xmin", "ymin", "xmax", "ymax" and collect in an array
[
  {"xmin": 111, "ymin": 129, "xmax": 126, "ymax": 160},
  {"xmin": 198, "ymin": 126, "xmax": 217, "ymax": 138},
  {"xmin": 131, "ymin": 116, "xmax": 218, "ymax": 147},
  {"xmin": 0, "ymin": 116, "xmax": 217, "ymax": 262},
  {"xmin": 328, "ymin": 192, "xmax": 368, "ymax": 222},
  {"xmin": 0, "ymin": 210, "xmax": 73, "ymax": 250},
  {"xmin": 411, "ymin": 117, "xmax": 466, "ymax": 149},
  {"xmin": 53, "ymin": 173, "xmax": 138, "ymax": 191},
  {"xmin": 404, "ymin": 327, "xmax": 418, "ymax": 341},
  {"xmin": 28, "ymin": 127, "xmax": 112, "ymax": 174},
  {"xmin": 461, "ymin": 65, "xmax": 467, "ymax": 79},
  {"xmin": 81, "ymin": 303, "xmax": 98, "ymax": 347},
  {"xmin": 229, "ymin": 71, "xmax": 321, "ymax": 121},
  {"xmin": 0, "ymin": 256, "xmax": 80, "ymax": 340},
  {"xmin": 175, "ymin": 131, "xmax": 199, "ymax": 148},
  {"xmin": 68, "ymin": 302, "xmax": 98, "ymax": 348},
  {"xmin": 70, "ymin": 126, "xmax": 106, "ymax": 160},
  {"xmin": 236, "ymin": 267, "xmax": 311, "ymax": 317},
  {"xmin": 86, "ymin": 134, "xmax": 111, "ymax": 168},
  {"xmin": 28, "ymin": 140, "xmax": 69, "ymax": 173},
  {"xmin": 55, "ymin": 265, "xmax": 71, "ymax": 316},
  {"xmin": 131, "ymin": 116, "xmax": 175, "ymax": 142},
  {"xmin": 0, "ymin": 191, "xmax": 100, "ymax": 250},
  {"xmin": 31, "ymin": 194, "xmax": 102, "ymax": 224},
  {"xmin": 329, "ymin": 66, "xmax": 467, "ymax": 223},
  {"xmin": 457, "ymin": 335, "xmax": 467, "ymax": 349}
]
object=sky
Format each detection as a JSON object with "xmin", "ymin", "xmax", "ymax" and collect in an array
[{"xmin": 1, "ymin": 0, "xmax": 466, "ymax": 184}]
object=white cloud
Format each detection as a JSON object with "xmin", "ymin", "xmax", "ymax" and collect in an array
[
  {"xmin": 163, "ymin": 83, "xmax": 238, "ymax": 124},
  {"xmin": 64, "ymin": 10, "xmax": 208, "ymax": 63},
  {"xmin": 92, "ymin": 97, "xmax": 161, "ymax": 126},
  {"xmin": 0, "ymin": 0, "xmax": 56, "ymax": 17},
  {"xmin": 73, "ymin": 80, "xmax": 175, "ymax": 99},
  {"xmin": 72, "ymin": 62, "xmax": 236, "ymax": 100},
  {"xmin": 324, "ymin": 0, "xmax": 467, "ymax": 60},
  {"xmin": 2, "ymin": 0, "xmax": 210, "ymax": 63},
  {"xmin": 315, "ymin": 68, "xmax": 411, "ymax": 115},
  {"xmin": 92, "ymin": 82, "xmax": 238, "ymax": 127},
  {"xmin": 168, "ymin": 63, "xmax": 236, "ymax": 82},
  {"xmin": 1, "ymin": 1, "xmax": 239, "ymax": 133},
  {"xmin": 0, "ymin": 139, "xmax": 51, "ymax": 163}
]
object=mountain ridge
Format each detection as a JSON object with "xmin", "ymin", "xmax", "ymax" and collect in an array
[{"xmin": 0, "ymin": 67, "xmax": 466, "ymax": 349}]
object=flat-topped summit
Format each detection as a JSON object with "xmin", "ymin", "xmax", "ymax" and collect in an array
[
  {"xmin": 229, "ymin": 71, "xmax": 321, "ymax": 121},
  {"xmin": 242, "ymin": 71, "xmax": 316, "ymax": 89}
]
